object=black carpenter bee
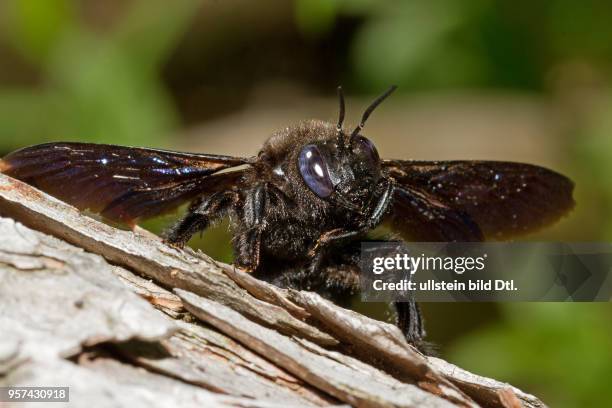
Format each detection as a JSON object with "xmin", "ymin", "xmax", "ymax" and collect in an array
[{"xmin": 0, "ymin": 87, "xmax": 574, "ymax": 349}]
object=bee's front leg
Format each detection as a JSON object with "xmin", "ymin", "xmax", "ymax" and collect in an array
[{"xmin": 164, "ymin": 190, "xmax": 238, "ymax": 248}]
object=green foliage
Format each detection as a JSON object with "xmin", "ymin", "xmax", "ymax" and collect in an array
[
  {"xmin": 311, "ymin": 1, "xmax": 612, "ymax": 91},
  {"xmin": 449, "ymin": 303, "xmax": 612, "ymax": 408},
  {"xmin": 295, "ymin": 0, "xmax": 339, "ymax": 38},
  {"xmin": 575, "ymin": 94, "xmax": 612, "ymax": 239},
  {"xmin": 0, "ymin": 0, "xmax": 200, "ymax": 150},
  {"xmin": 4, "ymin": 0, "xmax": 75, "ymax": 64},
  {"xmin": 349, "ymin": 0, "xmax": 487, "ymax": 90}
]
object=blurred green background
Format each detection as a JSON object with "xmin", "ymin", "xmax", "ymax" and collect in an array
[{"xmin": 1, "ymin": 1, "xmax": 611, "ymax": 406}]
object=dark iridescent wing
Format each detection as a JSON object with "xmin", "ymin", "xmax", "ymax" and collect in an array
[
  {"xmin": 1, "ymin": 142, "xmax": 249, "ymax": 224},
  {"xmin": 384, "ymin": 160, "xmax": 575, "ymax": 241},
  {"xmin": 389, "ymin": 185, "xmax": 484, "ymax": 241}
]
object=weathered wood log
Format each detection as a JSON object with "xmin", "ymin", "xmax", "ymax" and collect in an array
[{"xmin": 0, "ymin": 173, "xmax": 547, "ymax": 407}]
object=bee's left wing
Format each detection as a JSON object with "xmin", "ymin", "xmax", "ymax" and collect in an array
[
  {"xmin": 1, "ymin": 142, "xmax": 249, "ymax": 225},
  {"xmin": 383, "ymin": 160, "xmax": 575, "ymax": 242}
]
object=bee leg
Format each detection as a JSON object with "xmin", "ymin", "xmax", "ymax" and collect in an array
[
  {"xmin": 320, "ymin": 260, "xmax": 430, "ymax": 353},
  {"xmin": 304, "ymin": 228, "xmax": 359, "ymax": 281},
  {"xmin": 305, "ymin": 180, "xmax": 394, "ymax": 276},
  {"xmin": 312, "ymin": 266, "xmax": 432, "ymax": 353},
  {"xmin": 394, "ymin": 299, "xmax": 426, "ymax": 343},
  {"xmin": 234, "ymin": 184, "xmax": 267, "ymax": 272},
  {"xmin": 164, "ymin": 190, "xmax": 238, "ymax": 248},
  {"xmin": 319, "ymin": 263, "xmax": 361, "ymax": 299},
  {"xmin": 394, "ymin": 298, "xmax": 437, "ymax": 354},
  {"xmin": 307, "ymin": 250, "xmax": 429, "ymax": 352},
  {"xmin": 313, "ymin": 234, "xmax": 431, "ymax": 353}
]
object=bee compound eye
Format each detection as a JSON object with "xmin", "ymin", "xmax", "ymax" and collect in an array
[
  {"xmin": 355, "ymin": 136, "xmax": 380, "ymax": 163},
  {"xmin": 298, "ymin": 144, "xmax": 333, "ymax": 198}
]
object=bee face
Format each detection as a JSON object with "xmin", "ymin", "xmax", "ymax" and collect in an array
[{"xmin": 297, "ymin": 133, "xmax": 382, "ymax": 212}]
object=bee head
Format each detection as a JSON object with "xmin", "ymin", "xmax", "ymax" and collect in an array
[{"xmin": 296, "ymin": 87, "xmax": 395, "ymax": 213}]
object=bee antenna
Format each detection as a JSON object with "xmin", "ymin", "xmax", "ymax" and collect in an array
[
  {"xmin": 336, "ymin": 86, "xmax": 346, "ymax": 146},
  {"xmin": 349, "ymin": 85, "xmax": 397, "ymax": 142}
]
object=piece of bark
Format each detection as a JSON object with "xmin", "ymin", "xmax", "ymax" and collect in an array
[
  {"xmin": 217, "ymin": 260, "xmax": 477, "ymax": 406},
  {"xmin": 177, "ymin": 289, "xmax": 462, "ymax": 408},
  {"xmin": 116, "ymin": 327, "xmax": 335, "ymax": 406},
  {"xmin": 5, "ymin": 355, "xmax": 316, "ymax": 408},
  {"xmin": 427, "ymin": 358, "xmax": 545, "ymax": 408},
  {"xmin": 220, "ymin": 263, "xmax": 310, "ymax": 320},
  {"xmin": 287, "ymin": 290, "xmax": 478, "ymax": 404},
  {"xmin": 0, "ymin": 217, "xmax": 176, "ymax": 362},
  {"xmin": 0, "ymin": 217, "xmax": 342, "ymax": 406},
  {"xmin": 111, "ymin": 266, "xmax": 336, "ymax": 406},
  {"xmin": 111, "ymin": 265, "xmax": 186, "ymax": 318}
]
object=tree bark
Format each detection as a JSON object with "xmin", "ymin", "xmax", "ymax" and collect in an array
[{"xmin": 0, "ymin": 173, "xmax": 546, "ymax": 408}]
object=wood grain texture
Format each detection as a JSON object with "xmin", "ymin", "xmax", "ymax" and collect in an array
[{"xmin": 177, "ymin": 289, "xmax": 456, "ymax": 408}]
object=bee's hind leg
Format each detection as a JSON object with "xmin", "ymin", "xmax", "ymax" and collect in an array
[{"xmin": 313, "ymin": 239, "xmax": 432, "ymax": 353}]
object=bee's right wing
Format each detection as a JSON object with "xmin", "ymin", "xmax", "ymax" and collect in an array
[
  {"xmin": 1, "ymin": 142, "xmax": 249, "ymax": 224},
  {"xmin": 384, "ymin": 159, "xmax": 575, "ymax": 242}
]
